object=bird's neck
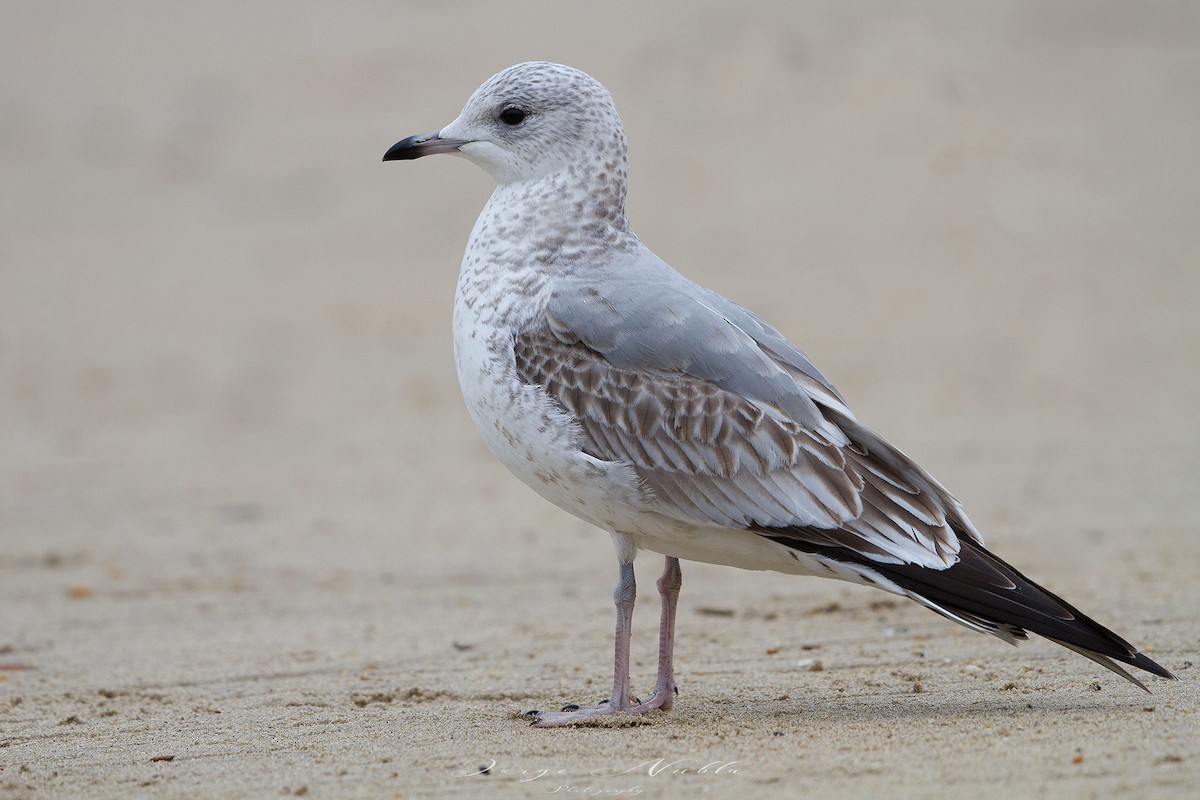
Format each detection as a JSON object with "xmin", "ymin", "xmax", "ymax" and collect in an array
[{"xmin": 473, "ymin": 162, "xmax": 638, "ymax": 270}]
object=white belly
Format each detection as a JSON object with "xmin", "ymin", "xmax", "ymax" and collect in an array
[{"xmin": 452, "ymin": 285, "xmax": 650, "ymax": 533}]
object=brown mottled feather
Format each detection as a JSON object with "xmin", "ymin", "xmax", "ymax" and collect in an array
[{"xmin": 514, "ymin": 327, "xmax": 967, "ymax": 565}]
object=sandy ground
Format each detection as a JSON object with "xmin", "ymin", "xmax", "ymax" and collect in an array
[{"xmin": 2, "ymin": 2, "xmax": 1198, "ymax": 798}]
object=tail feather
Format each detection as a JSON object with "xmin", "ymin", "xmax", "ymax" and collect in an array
[{"xmin": 758, "ymin": 531, "xmax": 1176, "ymax": 687}]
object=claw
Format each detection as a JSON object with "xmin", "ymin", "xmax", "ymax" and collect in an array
[{"xmin": 561, "ymin": 703, "xmax": 581, "ymax": 712}]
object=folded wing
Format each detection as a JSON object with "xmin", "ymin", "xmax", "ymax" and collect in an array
[{"xmin": 514, "ymin": 272, "xmax": 979, "ymax": 568}]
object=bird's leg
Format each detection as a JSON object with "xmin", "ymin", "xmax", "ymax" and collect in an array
[
  {"xmin": 631, "ymin": 556, "xmax": 681, "ymax": 713},
  {"xmin": 609, "ymin": 558, "xmax": 637, "ymax": 708},
  {"xmin": 529, "ymin": 559, "xmax": 682, "ymax": 727}
]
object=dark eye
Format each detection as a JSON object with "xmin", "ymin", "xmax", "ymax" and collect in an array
[{"xmin": 499, "ymin": 105, "xmax": 527, "ymax": 126}]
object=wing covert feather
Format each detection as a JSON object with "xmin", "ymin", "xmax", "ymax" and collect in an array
[{"xmin": 514, "ymin": 273, "xmax": 976, "ymax": 567}]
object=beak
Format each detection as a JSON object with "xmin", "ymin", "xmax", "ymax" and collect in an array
[{"xmin": 383, "ymin": 130, "xmax": 470, "ymax": 161}]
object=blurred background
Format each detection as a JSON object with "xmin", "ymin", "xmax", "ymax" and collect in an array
[
  {"xmin": 1, "ymin": 0, "xmax": 1199, "ymax": 736},
  {"xmin": 3, "ymin": 0, "xmax": 1196, "ymax": 576}
]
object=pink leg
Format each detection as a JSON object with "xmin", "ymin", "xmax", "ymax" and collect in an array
[
  {"xmin": 639, "ymin": 556, "xmax": 681, "ymax": 712},
  {"xmin": 528, "ymin": 557, "xmax": 682, "ymax": 727},
  {"xmin": 608, "ymin": 559, "xmax": 636, "ymax": 707}
]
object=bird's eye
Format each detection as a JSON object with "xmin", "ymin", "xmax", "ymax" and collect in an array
[{"xmin": 499, "ymin": 105, "xmax": 527, "ymax": 126}]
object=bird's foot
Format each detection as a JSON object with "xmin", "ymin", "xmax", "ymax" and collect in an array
[{"xmin": 525, "ymin": 687, "xmax": 674, "ymax": 728}]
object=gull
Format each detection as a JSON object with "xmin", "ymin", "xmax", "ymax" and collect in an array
[{"xmin": 383, "ymin": 61, "xmax": 1174, "ymax": 726}]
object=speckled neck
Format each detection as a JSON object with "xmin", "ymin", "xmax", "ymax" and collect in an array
[{"xmin": 466, "ymin": 153, "xmax": 639, "ymax": 275}]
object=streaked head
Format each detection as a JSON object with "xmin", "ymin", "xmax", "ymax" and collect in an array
[{"xmin": 383, "ymin": 61, "xmax": 627, "ymax": 186}]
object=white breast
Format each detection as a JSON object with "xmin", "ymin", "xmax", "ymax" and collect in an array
[{"xmin": 451, "ymin": 263, "xmax": 654, "ymax": 535}]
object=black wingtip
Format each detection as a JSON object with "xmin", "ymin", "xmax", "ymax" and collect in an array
[
  {"xmin": 1046, "ymin": 638, "xmax": 1168, "ymax": 692},
  {"xmin": 759, "ymin": 531, "xmax": 1175, "ymax": 687},
  {"xmin": 1128, "ymin": 650, "xmax": 1176, "ymax": 681}
]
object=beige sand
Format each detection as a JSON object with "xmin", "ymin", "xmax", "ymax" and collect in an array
[{"xmin": 2, "ymin": 2, "xmax": 1197, "ymax": 798}]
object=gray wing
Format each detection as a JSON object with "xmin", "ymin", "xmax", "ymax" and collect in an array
[{"xmin": 515, "ymin": 259, "xmax": 980, "ymax": 568}]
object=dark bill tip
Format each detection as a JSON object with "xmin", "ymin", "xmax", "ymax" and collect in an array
[{"xmin": 383, "ymin": 131, "xmax": 468, "ymax": 161}]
